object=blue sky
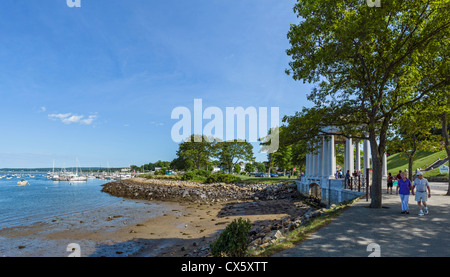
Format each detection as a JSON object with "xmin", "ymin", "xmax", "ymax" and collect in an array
[{"xmin": 0, "ymin": 0, "xmax": 313, "ymax": 168}]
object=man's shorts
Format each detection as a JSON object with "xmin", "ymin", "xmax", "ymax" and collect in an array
[{"xmin": 415, "ymin": 191, "xmax": 428, "ymax": 202}]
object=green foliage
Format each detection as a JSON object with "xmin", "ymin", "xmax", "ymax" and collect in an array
[
  {"xmin": 285, "ymin": 0, "xmax": 450, "ymax": 208},
  {"xmin": 233, "ymin": 163, "xmax": 241, "ymax": 174},
  {"xmin": 255, "ymin": 162, "xmax": 266, "ymax": 173},
  {"xmin": 214, "ymin": 140, "xmax": 254, "ymax": 173},
  {"xmin": 181, "ymin": 171, "xmax": 196, "ymax": 181},
  {"xmin": 244, "ymin": 163, "xmax": 255, "ymax": 173},
  {"xmin": 205, "ymin": 172, "xmax": 241, "ymax": 184},
  {"xmin": 177, "ymin": 134, "xmax": 213, "ymax": 170},
  {"xmin": 140, "ymin": 174, "xmax": 181, "ymax": 181},
  {"xmin": 210, "ymin": 218, "xmax": 252, "ymax": 257},
  {"xmin": 180, "ymin": 171, "xmax": 207, "ymax": 182}
]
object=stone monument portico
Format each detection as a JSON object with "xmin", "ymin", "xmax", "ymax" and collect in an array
[{"xmin": 297, "ymin": 132, "xmax": 387, "ymax": 205}]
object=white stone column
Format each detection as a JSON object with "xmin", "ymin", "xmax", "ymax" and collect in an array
[
  {"xmin": 318, "ymin": 142, "xmax": 323, "ymax": 178},
  {"xmin": 305, "ymin": 154, "xmax": 309, "ymax": 177},
  {"xmin": 308, "ymin": 153, "xmax": 312, "ymax": 177},
  {"xmin": 343, "ymin": 139, "xmax": 349, "ymax": 176},
  {"xmin": 355, "ymin": 141, "xmax": 361, "ymax": 173},
  {"xmin": 345, "ymin": 138, "xmax": 354, "ymax": 174},
  {"xmin": 311, "ymin": 152, "xmax": 316, "ymax": 177},
  {"xmin": 322, "ymin": 136, "xmax": 328, "ymax": 178},
  {"xmin": 350, "ymin": 140, "xmax": 354, "ymax": 174},
  {"xmin": 328, "ymin": 135, "xmax": 336, "ymax": 178},
  {"xmin": 382, "ymin": 152, "xmax": 387, "ymax": 177},
  {"xmin": 314, "ymin": 153, "xmax": 319, "ymax": 177},
  {"xmin": 363, "ymin": 139, "xmax": 370, "ymax": 175}
]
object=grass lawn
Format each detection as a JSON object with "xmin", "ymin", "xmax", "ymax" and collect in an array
[
  {"xmin": 423, "ymin": 161, "xmax": 449, "ymax": 178},
  {"xmin": 387, "ymin": 150, "xmax": 447, "ymax": 176}
]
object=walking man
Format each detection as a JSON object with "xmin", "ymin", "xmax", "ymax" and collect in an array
[{"xmin": 411, "ymin": 172, "xmax": 431, "ymax": 216}]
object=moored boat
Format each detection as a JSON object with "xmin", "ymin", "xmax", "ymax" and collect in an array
[{"xmin": 17, "ymin": 179, "xmax": 29, "ymax": 186}]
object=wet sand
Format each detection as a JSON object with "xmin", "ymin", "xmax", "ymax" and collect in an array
[{"xmin": 0, "ymin": 196, "xmax": 310, "ymax": 257}]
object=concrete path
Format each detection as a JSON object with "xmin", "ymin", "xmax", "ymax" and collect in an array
[{"xmin": 274, "ymin": 182, "xmax": 450, "ymax": 257}]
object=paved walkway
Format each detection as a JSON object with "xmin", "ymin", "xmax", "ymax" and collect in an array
[{"xmin": 274, "ymin": 182, "xmax": 450, "ymax": 257}]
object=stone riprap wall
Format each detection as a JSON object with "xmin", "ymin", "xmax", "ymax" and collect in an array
[{"xmin": 101, "ymin": 178, "xmax": 300, "ymax": 204}]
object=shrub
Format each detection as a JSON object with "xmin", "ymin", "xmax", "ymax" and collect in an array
[
  {"xmin": 205, "ymin": 172, "xmax": 241, "ymax": 184},
  {"xmin": 210, "ymin": 218, "xmax": 252, "ymax": 257},
  {"xmin": 181, "ymin": 171, "xmax": 207, "ymax": 182},
  {"xmin": 181, "ymin": 172, "xmax": 196, "ymax": 181},
  {"xmin": 192, "ymin": 169, "xmax": 211, "ymax": 177}
]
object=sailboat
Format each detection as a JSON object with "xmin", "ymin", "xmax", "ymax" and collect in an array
[
  {"xmin": 48, "ymin": 160, "xmax": 61, "ymax": 180},
  {"xmin": 69, "ymin": 158, "xmax": 87, "ymax": 182}
]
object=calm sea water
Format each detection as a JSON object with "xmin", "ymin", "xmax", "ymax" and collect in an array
[{"xmin": 0, "ymin": 173, "xmax": 120, "ymax": 230}]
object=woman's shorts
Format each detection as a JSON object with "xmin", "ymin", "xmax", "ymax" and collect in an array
[{"xmin": 415, "ymin": 191, "xmax": 428, "ymax": 202}]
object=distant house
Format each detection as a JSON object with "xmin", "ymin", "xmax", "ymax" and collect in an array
[{"xmin": 212, "ymin": 166, "xmax": 221, "ymax": 173}]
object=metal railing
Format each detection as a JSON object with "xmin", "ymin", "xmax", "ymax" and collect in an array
[{"xmin": 344, "ymin": 170, "xmax": 371, "ymax": 201}]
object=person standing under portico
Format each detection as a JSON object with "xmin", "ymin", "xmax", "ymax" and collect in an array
[{"xmin": 411, "ymin": 172, "xmax": 431, "ymax": 216}]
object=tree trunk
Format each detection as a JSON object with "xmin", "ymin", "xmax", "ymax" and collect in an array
[
  {"xmin": 408, "ymin": 135, "xmax": 417, "ymax": 181},
  {"xmin": 408, "ymin": 155, "xmax": 414, "ymax": 181},
  {"xmin": 369, "ymin": 136, "xmax": 383, "ymax": 208}
]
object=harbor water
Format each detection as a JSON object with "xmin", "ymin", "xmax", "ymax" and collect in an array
[
  {"xmin": 0, "ymin": 173, "xmax": 175, "ymax": 257},
  {"xmin": 0, "ymin": 173, "xmax": 120, "ymax": 229}
]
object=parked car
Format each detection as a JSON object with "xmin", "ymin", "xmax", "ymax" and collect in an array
[
  {"xmin": 255, "ymin": 172, "xmax": 267, "ymax": 177},
  {"xmin": 270, "ymin": 173, "xmax": 278, "ymax": 177}
]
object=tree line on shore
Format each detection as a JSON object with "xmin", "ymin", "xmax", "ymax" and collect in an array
[{"xmin": 130, "ymin": 134, "xmax": 295, "ymax": 177}]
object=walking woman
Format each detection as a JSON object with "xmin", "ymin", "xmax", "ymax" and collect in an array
[{"xmin": 396, "ymin": 171, "xmax": 412, "ymax": 214}]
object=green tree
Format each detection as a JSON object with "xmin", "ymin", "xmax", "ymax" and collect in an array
[
  {"xmin": 213, "ymin": 140, "xmax": 254, "ymax": 173},
  {"xmin": 233, "ymin": 163, "xmax": 241, "ymax": 174},
  {"xmin": 428, "ymin": 87, "xmax": 450, "ymax": 195},
  {"xmin": 285, "ymin": 0, "xmax": 450, "ymax": 208},
  {"xmin": 244, "ymin": 163, "xmax": 255, "ymax": 174},
  {"xmin": 273, "ymin": 145, "xmax": 293, "ymax": 175},
  {"xmin": 176, "ymin": 134, "xmax": 212, "ymax": 170},
  {"xmin": 170, "ymin": 156, "xmax": 192, "ymax": 171},
  {"xmin": 255, "ymin": 162, "xmax": 266, "ymax": 173},
  {"xmin": 387, "ymin": 103, "xmax": 441, "ymax": 180}
]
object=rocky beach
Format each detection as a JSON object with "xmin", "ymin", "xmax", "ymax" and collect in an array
[{"xmin": 99, "ymin": 177, "xmax": 323, "ymax": 257}]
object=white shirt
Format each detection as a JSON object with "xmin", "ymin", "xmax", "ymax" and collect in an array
[{"xmin": 414, "ymin": 177, "xmax": 429, "ymax": 192}]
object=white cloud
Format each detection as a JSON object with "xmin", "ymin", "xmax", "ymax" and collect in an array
[
  {"xmin": 150, "ymin": 121, "xmax": 164, "ymax": 126},
  {"xmin": 48, "ymin": 113, "xmax": 97, "ymax": 125},
  {"xmin": 40, "ymin": 106, "xmax": 47, "ymax": 112}
]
